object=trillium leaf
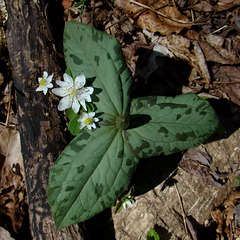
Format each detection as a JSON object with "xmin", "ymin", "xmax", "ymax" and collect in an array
[
  {"xmin": 65, "ymin": 108, "xmax": 81, "ymax": 135},
  {"xmin": 125, "ymin": 93, "xmax": 219, "ymax": 158},
  {"xmin": 63, "ymin": 21, "xmax": 132, "ymax": 119},
  {"xmin": 47, "ymin": 123, "xmax": 138, "ymax": 229}
]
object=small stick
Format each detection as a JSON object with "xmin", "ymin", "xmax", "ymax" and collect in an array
[
  {"xmin": 105, "ymin": 0, "xmax": 163, "ymax": 29},
  {"xmin": 129, "ymin": 0, "xmax": 193, "ymax": 25},
  {"xmin": 196, "ymin": 80, "xmax": 240, "ymax": 84},
  {"xmin": 208, "ymin": 24, "xmax": 228, "ymax": 35},
  {"xmin": 174, "ymin": 183, "xmax": 189, "ymax": 237},
  {"xmin": 5, "ymin": 82, "xmax": 12, "ymax": 128}
]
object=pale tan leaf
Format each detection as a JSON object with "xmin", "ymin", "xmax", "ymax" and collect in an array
[
  {"xmin": 0, "ymin": 128, "xmax": 23, "ymax": 170},
  {"xmin": 194, "ymin": 42, "xmax": 211, "ymax": 86}
]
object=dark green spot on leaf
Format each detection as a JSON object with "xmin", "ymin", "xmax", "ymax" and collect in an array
[
  {"xmin": 70, "ymin": 54, "xmax": 83, "ymax": 65},
  {"xmin": 65, "ymin": 186, "xmax": 75, "ymax": 191},
  {"xmin": 94, "ymin": 56, "xmax": 100, "ymax": 66}
]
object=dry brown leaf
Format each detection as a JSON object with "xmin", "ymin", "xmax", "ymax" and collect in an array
[
  {"xmin": 215, "ymin": 0, "xmax": 240, "ymax": 11},
  {"xmin": 62, "ymin": 0, "xmax": 73, "ymax": 10},
  {"xmin": 156, "ymin": 34, "xmax": 211, "ymax": 83},
  {"xmin": 180, "ymin": 159, "xmax": 221, "ymax": 187},
  {"xmin": 190, "ymin": 1, "xmax": 213, "ymax": 12},
  {"xmin": 211, "ymin": 190, "xmax": 240, "ymax": 239},
  {"xmin": 213, "ymin": 66, "xmax": 240, "ymax": 106},
  {"xmin": 0, "ymin": 128, "xmax": 26, "ymax": 234},
  {"xmin": 187, "ymin": 30, "xmax": 240, "ymax": 65},
  {"xmin": 0, "ymin": 128, "xmax": 23, "ymax": 171},
  {"xmin": 0, "ymin": 165, "xmax": 27, "ymax": 233},
  {"xmin": 194, "ymin": 42, "xmax": 211, "ymax": 86},
  {"xmin": 115, "ymin": 0, "xmax": 191, "ymax": 35},
  {"xmin": 224, "ymin": 191, "xmax": 240, "ymax": 208}
]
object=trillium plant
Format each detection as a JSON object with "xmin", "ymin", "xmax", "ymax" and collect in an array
[{"xmin": 41, "ymin": 22, "xmax": 219, "ymax": 229}]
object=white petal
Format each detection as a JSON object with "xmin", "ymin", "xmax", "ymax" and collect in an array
[
  {"xmin": 36, "ymin": 86, "xmax": 43, "ymax": 91},
  {"xmin": 86, "ymin": 87, "xmax": 94, "ymax": 94},
  {"xmin": 38, "ymin": 77, "xmax": 43, "ymax": 83},
  {"xmin": 81, "ymin": 87, "xmax": 94, "ymax": 95},
  {"xmin": 63, "ymin": 73, "xmax": 73, "ymax": 87},
  {"xmin": 77, "ymin": 112, "xmax": 88, "ymax": 122},
  {"xmin": 52, "ymin": 87, "xmax": 70, "ymax": 97},
  {"xmin": 93, "ymin": 117, "xmax": 99, "ymax": 122},
  {"xmin": 83, "ymin": 93, "xmax": 92, "ymax": 102},
  {"xmin": 72, "ymin": 97, "xmax": 80, "ymax": 113},
  {"xmin": 79, "ymin": 122, "xmax": 85, "ymax": 129},
  {"xmin": 86, "ymin": 125, "xmax": 92, "ymax": 130},
  {"xmin": 43, "ymin": 87, "xmax": 48, "ymax": 95},
  {"xmin": 74, "ymin": 74, "xmax": 86, "ymax": 89},
  {"xmin": 91, "ymin": 123, "xmax": 96, "ymax": 129},
  {"xmin": 88, "ymin": 112, "xmax": 95, "ymax": 117},
  {"xmin": 80, "ymin": 100, "xmax": 87, "ymax": 110},
  {"xmin": 46, "ymin": 83, "xmax": 53, "ymax": 88},
  {"xmin": 58, "ymin": 96, "xmax": 72, "ymax": 111},
  {"xmin": 46, "ymin": 73, "xmax": 54, "ymax": 83},
  {"xmin": 43, "ymin": 71, "xmax": 48, "ymax": 79},
  {"xmin": 56, "ymin": 80, "xmax": 69, "ymax": 88}
]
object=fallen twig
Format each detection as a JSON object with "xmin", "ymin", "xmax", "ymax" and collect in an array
[{"xmin": 129, "ymin": 0, "xmax": 193, "ymax": 25}]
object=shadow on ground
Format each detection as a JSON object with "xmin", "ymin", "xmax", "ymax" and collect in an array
[{"xmin": 83, "ymin": 50, "xmax": 240, "ymax": 240}]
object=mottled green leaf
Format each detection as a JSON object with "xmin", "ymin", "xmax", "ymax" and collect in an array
[
  {"xmin": 63, "ymin": 21, "xmax": 132, "ymax": 119},
  {"xmin": 47, "ymin": 122, "xmax": 138, "ymax": 229},
  {"xmin": 124, "ymin": 93, "xmax": 219, "ymax": 158}
]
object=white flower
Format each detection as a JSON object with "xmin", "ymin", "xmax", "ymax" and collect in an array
[
  {"xmin": 52, "ymin": 73, "xmax": 93, "ymax": 113},
  {"xmin": 36, "ymin": 71, "xmax": 53, "ymax": 95},
  {"xmin": 123, "ymin": 198, "xmax": 135, "ymax": 209},
  {"xmin": 78, "ymin": 112, "xmax": 99, "ymax": 130}
]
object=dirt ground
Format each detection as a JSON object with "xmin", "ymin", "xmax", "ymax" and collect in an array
[{"xmin": 1, "ymin": 0, "xmax": 240, "ymax": 239}]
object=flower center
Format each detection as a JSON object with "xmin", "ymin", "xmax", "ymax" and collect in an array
[
  {"xmin": 83, "ymin": 117, "xmax": 93, "ymax": 126},
  {"xmin": 39, "ymin": 78, "xmax": 46, "ymax": 86},
  {"xmin": 70, "ymin": 88, "xmax": 76, "ymax": 96}
]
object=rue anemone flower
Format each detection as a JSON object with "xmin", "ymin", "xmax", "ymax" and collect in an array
[
  {"xmin": 36, "ymin": 71, "xmax": 54, "ymax": 95},
  {"xmin": 52, "ymin": 73, "xmax": 93, "ymax": 113},
  {"xmin": 122, "ymin": 198, "xmax": 135, "ymax": 209},
  {"xmin": 78, "ymin": 112, "xmax": 99, "ymax": 130}
]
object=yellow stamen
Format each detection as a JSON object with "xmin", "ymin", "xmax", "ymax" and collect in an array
[
  {"xmin": 70, "ymin": 88, "xmax": 76, "ymax": 96},
  {"xmin": 39, "ymin": 78, "xmax": 46, "ymax": 86},
  {"xmin": 83, "ymin": 117, "xmax": 93, "ymax": 126}
]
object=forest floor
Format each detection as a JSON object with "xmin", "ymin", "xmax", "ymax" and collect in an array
[{"xmin": 1, "ymin": 0, "xmax": 240, "ymax": 239}]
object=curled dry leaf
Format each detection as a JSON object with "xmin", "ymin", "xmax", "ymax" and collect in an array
[
  {"xmin": 0, "ymin": 165, "xmax": 27, "ymax": 233},
  {"xmin": 213, "ymin": 66, "xmax": 240, "ymax": 106},
  {"xmin": 194, "ymin": 42, "xmax": 211, "ymax": 86},
  {"xmin": 156, "ymin": 34, "xmax": 211, "ymax": 83},
  {"xmin": 180, "ymin": 159, "xmax": 222, "ymax": 187},
  {"xmin": 114, "ymin": 0, "xmax": 191, "ymax": 35},
  {"xmin": 190, "ymin": 1, "xmax": 213, "ymax": 12},
  {"xmin": 0, "ymin": 128, "xmax": 26, "ymax": 233},
  {"xmin": 0, "ymin": 128, "xmax": 23, "ymax": 169},
  {"xmin": 214, "ymin": 0, "xmax": 240, "ymax": 11},
  {"xmin": 62, "ymin": 0, "xmax": 72, "ymax": 10},
  {"xmin": 180, "ymin": 148, "xmax": 222, "ymax": 187},
  {"xmin": 187, "ymin": 30, "xmax": 240, "ymax": 65},
  {"xmin": 211, "ymin": 190, "xmax": 240, "ymax": 239}
]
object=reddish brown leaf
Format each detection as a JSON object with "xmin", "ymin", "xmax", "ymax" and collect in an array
[
  {"xmin": 62, "ymin": 0, "xmax": 73, "ymax": 10},
  {"xmin": 115, "ymin": 0, "xmax": 191, "ymax": 35}
]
